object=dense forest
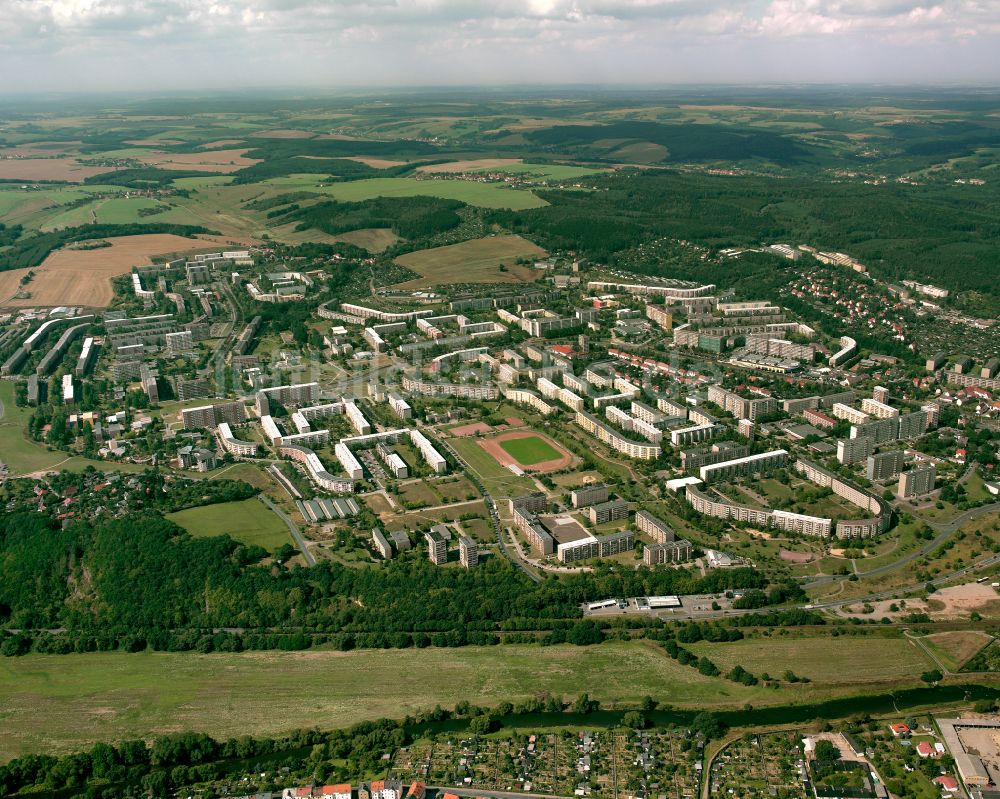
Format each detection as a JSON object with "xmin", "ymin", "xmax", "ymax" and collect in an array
[
  {"xmin": 285, "ymin": 196, "xmax": 465, "ymax": 239},
  {"xmin": 0, "ymin": 508, "xmax": 766, "ymax": 654},
  {"xmin": 490, "ymin": 170, "xmax": 1000, "ymax": 296}
]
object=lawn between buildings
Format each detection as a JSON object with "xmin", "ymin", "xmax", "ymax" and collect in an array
[
  {"xmin": 0, "ymin": 637, "xmax": 985, "ymax": 761},
  {"xmin": 165, "ymin": 497, "xmax": 292, "ymax": 550}
]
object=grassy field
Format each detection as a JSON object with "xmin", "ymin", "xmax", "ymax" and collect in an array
[
  {"xmin": 499, "ymin": 435, "xmax": 562, "ymax": 466},
  {"xmin": 166, "ymin": 498, "xmax": 291, "ymax": 549},
  {"xmin": 688, "ymin": 635, "xmax": 935, "ymax": 683},
  {"xmin": 393, "ymin": 234, "xmax": 545, "ymax": 288},
  {"xmin": 0, "ymin": 639, "xmax": 935, "ymax": 760},
  {"xmin": 261, "ymin": 175, "xmax": 549, "ymax": 210},
  {"xmin": 922, "ymin": 631, "xmax": 994, "ymax": 672}
]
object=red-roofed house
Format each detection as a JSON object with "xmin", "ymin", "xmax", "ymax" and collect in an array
[
  {"xmin": 889, "ymin": 723, "xmax": 911, "ymax": 737},
  {"xmin": 916, "ymin": 741, "xmax": 938, "ymax": 758},
  {"xmin": 322, "ymin": 785, "xmax": 352, "ymax": 799},
  {"xmin": 933, "ymin": 775, "xmax": 959, "ymax": 792},
  {"xmin": 406, "ymin": 782, "xmax": 425, "ymax": 799}
]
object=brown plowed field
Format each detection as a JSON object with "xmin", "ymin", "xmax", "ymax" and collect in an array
[{"xmin": 0, "ymin": 233, "xmax": 254, "ymax": 308}]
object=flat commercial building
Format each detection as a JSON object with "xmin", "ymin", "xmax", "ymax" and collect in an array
[
  {"xmin": 698, "ymin": 449, "xmax": 787, "ymax": 482},
  {"xmin": 899, "ymin": 464, "xmax": 936, "ymax": 498}
]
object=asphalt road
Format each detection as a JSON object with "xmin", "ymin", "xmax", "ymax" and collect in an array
[
  {"xmin": 259, "ymin": 494, "xmax": 316, "ymax": 566},
  {"xmin": 805, "ymin": 501, "xmax": 1000, "ymax": 587}
]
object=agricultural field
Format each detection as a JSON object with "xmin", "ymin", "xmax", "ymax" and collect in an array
[
  {"xmin": 499, "ymin": 435, "xmax": 563, "ymax": 466},
  {"xmin": 259, "ymin": 175, "xmax": 549, "ymax": 210},
  {"xmin": 165, "ymin": 498, "xmax": 291, "ymax": 550},
  {"xmin": 0, "ymin": 157, "xmax": 115, "ymax": 183},
  {"xmin": 1, "ymin": 233, "xmax": 249, "ymax": 308},
  {"xmin": 393, "ymin": 234, "xmax": 545, "ymax": 288}
]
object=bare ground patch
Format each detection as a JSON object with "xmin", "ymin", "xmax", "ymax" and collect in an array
[
  {"xmin": 133, "ymin": 148, "xmax": 261, "ymax": 173},
  {"xmin": 0, "ymin": 158, "xmax": 117, "ymax": 183}
]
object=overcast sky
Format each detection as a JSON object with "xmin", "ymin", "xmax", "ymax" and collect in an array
[{"xmin": 1, "ymin": 0, "xmax": 998, "ymax": 92}]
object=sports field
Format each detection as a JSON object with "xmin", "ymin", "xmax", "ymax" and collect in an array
[
  {"xmin": 393, "ymin": 235, "xmax": 545, "ymax": 288},
  {"xmin": 499, "ymin": 435, "xmax": 562, "ymax": 466},
  {"xmin": 166, "ymin": 498, "xmax": 291, "ymax": 549}
]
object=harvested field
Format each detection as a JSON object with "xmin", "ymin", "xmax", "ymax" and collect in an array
[
  {"xmin": 479, "ymin": 430, "xmax": 573, "ymax": 473},
  {"xmin": 416, "ymin": 158, "xmax": 524, "ymax": 173},
  {"xmin": 344, "ymin": 156, "xmax": 409, "ymax": 168},
  {"xmin": 250, "ymin": 129, "xmax": 315, "ymax": 138},
  {"xmin": 123, "ymin": 139, "xmax": 184, "ymax": 146},
  {"xmin": 198, "ymin": 139, "xmax": 244, "ymax": 148},
  {"xmin": 0, "ymin": 158, "xmax": 115, "ymax": 183},
  {"xmin": 0, "ymin": 233, "xmax": 252, "ymax": 308},
  {"xmin": 334, "ymin": 227, "xmax": 402, "ymax": 252},
  {"xmin": 133, "ymin": 148, "xmax": 261, "ymax": 173},
  {"xmin": 393, "ymin": 234, "xmax": 545, "ymax": 288}
]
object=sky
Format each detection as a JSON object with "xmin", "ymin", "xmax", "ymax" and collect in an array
[{"xmin": 1, "ymin": 0, "xmax": 999, "ymax": 92}]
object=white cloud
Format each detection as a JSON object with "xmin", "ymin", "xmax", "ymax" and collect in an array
[{"xmin": 0, "ymin": 0, "xmax": 997, "ymax": 90}]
